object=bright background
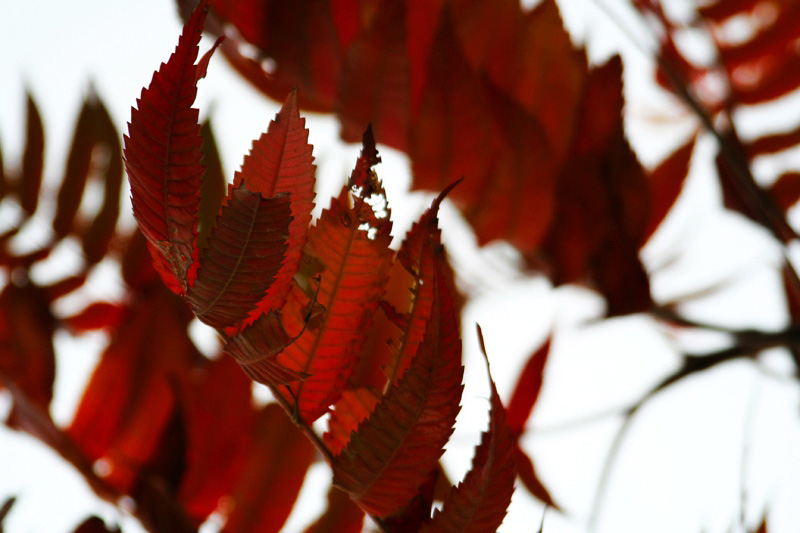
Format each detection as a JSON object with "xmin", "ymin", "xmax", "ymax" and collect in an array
[{"xmin": 2, "ymin": 0, "xmax": 800, "ymax": 532}]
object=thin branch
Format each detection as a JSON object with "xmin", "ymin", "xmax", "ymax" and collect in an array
[{"xmin": 587, "ymin": 346, "xmax": 760, "ymax": 531}]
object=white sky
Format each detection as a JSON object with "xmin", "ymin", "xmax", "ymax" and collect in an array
[{"xmin": 2, "ymin": 1, "xmax": 800, "ymax": 532}]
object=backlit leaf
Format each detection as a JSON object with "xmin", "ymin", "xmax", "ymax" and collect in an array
[
  {"xmin": 124, "ymin": 0, "xmax": 212, "ymax": 293},
  {"xmin": 232, "ymin": 90, "xmax": 316, "ymax": 321},
  {"xmin": 332, "ymin": 241, "xmax": 463, "ymax": 517}
]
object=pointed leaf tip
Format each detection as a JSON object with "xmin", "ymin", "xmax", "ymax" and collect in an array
[
  {"xmin": 421, "ymin": 325, "xmax": 516, "ymax": 533},
  {"xmin": 124, "ymin": 0, "xmax": 214, "ymax": 293}
]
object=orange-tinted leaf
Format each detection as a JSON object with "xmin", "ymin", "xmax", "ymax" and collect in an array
[
  {"xmin": 18, "ymin": 93, "xmax": 44, "ymax": 215},
  {"xmin": 178, "ymin": 355, "xmax": 255, "ymax": 523},
  {"xmin": 421, "ymin": 332, "xmax": 516, "ymax": 532},
  {"xmin": 125, "ymin": 1, "xmax": 212, "ymax": 293},
  {"xmin": 332, "ymin": 243, "xmax": 463, "ymax": 517},
  {"xmin": 303, "ymin": 486, "xmax": 364, "ymax": 533},
  {"xmin": 506, "ymin": 338, "xmax": 551, "ymax": 436},
  {"xmin": 224, "ymin": 310, "xmax": 304, "ymax": 385},
  {"xmin": 186, "ymin": 185, "xmax": 291, "ymax": 330},
  {"xmin": 222, "ymin": 403, "xmax": 314, "ymax": 533},
  {"xmin": 644, "ymin": 135, "xmax": 696, "ymax": 241},
  {"xmin": 233, "ymin": 90, "xmax": 316, "ymax": 320},
  {"xmin": 67, "ymin": 287, "xmax": 197, "ymax": 492},
  {"xmin": 272, "ymin": 133, "xmax": 392, "ymax": 421},
  {"xmin": 324, "ymin": 386, "xmax": 381, "ymax": 456}
]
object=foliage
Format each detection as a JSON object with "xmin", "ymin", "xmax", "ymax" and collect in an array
[{"xmin": 1, "ymin": 0, "xmax": 799, "ymax": 531}]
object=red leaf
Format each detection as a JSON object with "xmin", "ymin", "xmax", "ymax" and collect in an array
[
  {"xmin": 514, "ymin": 445, "xmax": 556, "ymax": 507},
  {"xmin": 644, "ymin": 135, "xmax": 696, "ymax": 241},
  {"xmin": 224, "ymin": 310, "xmax": 304, "ymax": 386},
  {"xmin": 275, "ymin": 183, "xmax": 392, "ymax": 421},
  {"xmin": 186, "ymin": 184, "xmax": 291, "ymax": 330},
  {"xmin": 222, "ymin": 403, "xmax": 314, "ymax": 533},
  {"xmin": 697, "ymin": 0, "xmax": 760, "ymax": 22},
  {"xmin": 67, "ymin": 287, "xmax": 197, "ymax": 492},
  {"xmin": 197, "ymin": 120, "xmax": 227, "ymax": 253},
  {"xmin": 177, "ymin": 355, "xmax": 255, "ymax": 523},
  {"xmin": 232, "ymin": 90, "xmax": 317, "ymax": 321},
  {"xmin": 272, "ymin": 134, "xmax": 392, "ymax": 421},
  {"xmin": 62, "ymin": 302, "xmax": 126, "ymax": 333},
  {"xmin": 336, "ymin": 0, "xmax": 410, "ymax": 150},
  {"xmin": 303, "ymin": 486, "xmax": 365, "ymax": 533},
  {"xmin": 79, "ymin": 96, "xmax": 124, "ymax": 266},
  {"xmin": 421, "ymin": 328, "xmax": 516, "ymax": 532},
  {"xmin": 506, "ymin": 338, "xmax": 551, "ymax": 436},
  {"xmin": 769, "ymin": 172, "xmax": 800, "ymax": 212},
  {"xmin": 208, "ymin": 0, "xmax": 342, "ymax": 112},
  {"xmin": 18, "ymin": 93, "xmax": 44, "ymax": 215},
  {"xmin": 124, "ymin": 1, "xmax": 212, "ymax": 293},
  {"xmin": 324, "ymin": 386, "xmax": 381, "ymax": 456},
  {"xmin": 332, "ymin": 241, "xmax": 463, "ymax": 517},
  {"xmin": 0, "ymin": 284, "xmax": 55, "ymax": 426},
  {"xmin": 54, "ymin": 95, "xmax": 103, "ymax": 238},
  {"xmin": 746, "ymin": 124, "xmax": 800, "ymax": 158}
]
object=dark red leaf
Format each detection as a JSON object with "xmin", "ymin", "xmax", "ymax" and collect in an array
[
  {"xmin": 745, "ymin": 125, "xmax": 800, "ymax": 158},
  {"xmin": 208, "ymin": 0, "xmax": 342, "ymax": 112},
  {"xmin": 17, "ymin": 93, "xmax": 45, "ymax": 216},
  {"xmin": 0, "ymin": 496, "xmax": 15, "ymax": 531},
  {"xmin": 697, "ymin": 0, "xmax": 760, "ymax": 22},
  {"xmin": 0, "ymin": 283, "xmax": 55, "ymax": 424},
  {"xmin": 222, "ymin": 403, "xmax": 314, "ymax": 533},
  {"xmin": 769, "ymin": 172, "xmax": 800, "ymax": 212},
  {"xmin": 514, "ymin": 444, "xmax": 556, "ymax": 507},
  {"xmin": 232, "ymin": 90, "xmax": 316, "ymax": 321},
  {"xmin": 186, "ymin": 184, "xmax": 291, "ymax": 330},
  {"xmin": 54, "ymin": 96, "xmax": 100, "ymax": 237},
  {"xmin": 332, "ymin": 241, "xmax": 463, "ymax": 517},
  {"xmin": 197, "ymin": 120, "xmax": 227, "ymax": 252},
  {"xmin": 80, "ymin": 95, "xmax": 124, "ymax": 266},
  {"xmin": 421, "ymin": 328, "xmax": 516, "ymax": 532},
  {"xmin": 71, "ymin": 516, "xmax": 121, "ymax": 533},
  {"xmin": 303, "ymin": 486, "xmax": 364, "ymax": 533},
  {"xmin": 336, "ymin": 0, "xmax": 410, "ymax": 150},
  {"xmin": 506, "ymin": 338, "xmax": 551, "ymax": 436},
  {"xmin": 124, "ymin": 1, "xmax": 212, "ymax": 293},
  {"xmin": 644, "ymin": 135, "xmax": 696, "ymax": 241}
]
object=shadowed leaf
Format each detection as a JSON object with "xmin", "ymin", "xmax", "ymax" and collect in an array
[{"xmin": 186, "ymin": 184, "xmax": 291, "ymax": 330}]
